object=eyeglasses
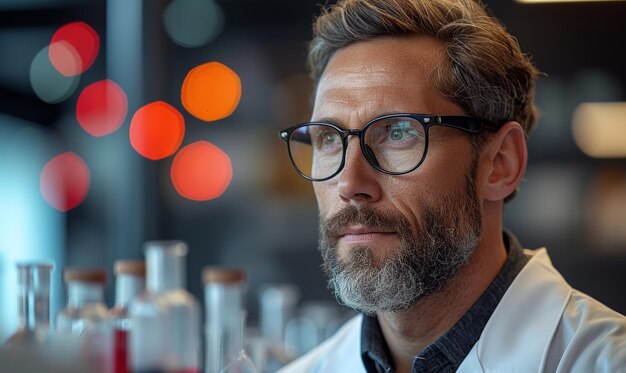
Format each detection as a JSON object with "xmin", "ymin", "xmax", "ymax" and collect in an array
[{"xmin": 278, "ymin": 113, "xmax": 496, "ymax": 181}]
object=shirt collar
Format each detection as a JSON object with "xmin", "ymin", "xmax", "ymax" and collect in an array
[{"xmin": 360, "ymin": 230, "xmax": 529, "ymax": 373}]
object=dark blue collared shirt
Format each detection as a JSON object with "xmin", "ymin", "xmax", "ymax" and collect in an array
[{"xmin": 361, "ymin": 231, "xmax": 529, "ymax": 373}]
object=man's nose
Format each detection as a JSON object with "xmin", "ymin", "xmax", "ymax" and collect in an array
[{"xmin": 336, "ymin": 138, "xmax": 382, "ymax": 204}]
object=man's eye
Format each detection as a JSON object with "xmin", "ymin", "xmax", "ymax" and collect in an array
[
  {"xmin": 389, "ymin": 128, "xmax": 405, "ymax": 140},
  {"xmin": 386, "ymin": 124, "xmax": 418, "ymax": 141},
  {"xmin": 323, "ymin": 132, "xmax": 340, "ymax": 145},
  {"xmin": 314, "ymin": 130, "xmax": 341, "ymax": 150}
]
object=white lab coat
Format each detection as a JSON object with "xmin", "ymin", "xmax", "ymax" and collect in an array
[{"xmin": 278, "ymin": 249, "xmax": 626, "ymax": 372}]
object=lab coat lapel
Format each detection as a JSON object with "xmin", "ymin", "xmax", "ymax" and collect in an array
[{"xmin": 458, "ymin": 249, "xmax": 572, "ymax": 372}]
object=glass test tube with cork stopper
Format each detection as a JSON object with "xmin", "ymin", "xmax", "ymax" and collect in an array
[
  {"xmin": 129, "ymin": 241, "xmax": 200, "ymax": 373},
  {"xmin": 204, "ymin": 267, "xmax": 257, "ymax": 373},
  {"xmin": 56, "ymin": 268, "xmax": 112, "ymax": 373},
  {"xmin": 110, "ymin": 260, "xmax": 145, "ymax": 373}
]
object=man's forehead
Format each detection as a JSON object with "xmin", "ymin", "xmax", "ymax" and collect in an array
[
  {"xmin": 316, "ymin": 35, "xmax": 445, "ymax": 95},
  {"xmin": 312, "ymin": 35, "xmax": 453, "ymax": 120},
  {"xmin": 318, "ymin": 66, "xmax": 397, "ymax": 90},
  {"xmin": 320, "ymin": 63, "xmax": 395, "ymax": 87}
]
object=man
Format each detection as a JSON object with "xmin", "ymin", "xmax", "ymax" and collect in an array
[{"xmin": 277, "ymin": 0, "xmax": 626, "ymax": 372}]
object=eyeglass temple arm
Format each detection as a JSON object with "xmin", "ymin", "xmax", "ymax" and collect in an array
[{"xmin": 436, "ymin": 116, "xmax": 497, "ymax": 132}]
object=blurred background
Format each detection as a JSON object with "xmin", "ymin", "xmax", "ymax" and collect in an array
[{"xmin": 1, "ymin": 0, "xmax": 626, "ymax": 362}]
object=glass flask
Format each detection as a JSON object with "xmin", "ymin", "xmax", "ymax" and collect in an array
[
  {"xmin": 203, "ymin": 267, "xmax": 257, "ymax": 373},
  {"xmin": 5, "ymin": 262, "xmax": 54, "ymax": 346},
  {"xmin": 56, "ymin": 268, "xmax": 113, "ymax": 373},
  {"xmin": 110, "ymin": 260, "xmax": 145, "ymax": 373},
  {"xmin": 258, "ymin": 284, "xmax": 300, "ymax": 371},
  {"xmin": 129, "ymin": 241, "xmax": 200, "ymax": 373},
  {"xmin": 284, "ymin": 301, "xmax": 344, "ymax": 358}
]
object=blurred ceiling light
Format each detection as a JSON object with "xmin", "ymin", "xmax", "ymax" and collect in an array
[
  {"xmin": 517, "ymin": 0, "xmax": 625, "ymax": 3},
  {"xmin": 163, "ymin": 0, "xmax": 224, "ymax": 48},
  {"xmin": 40, "ymin": 152, "xmax": 90, "ymax": 212},
  {"xmin": 129, "ymin": 101, "xmax": 185, "ymax": 160},
  {"xmin": 49, "ymin": 22, "xmax": 100, "ymax": 77},
  {"xmin": 573, "ymin": 102, "xmax": 626, "ymax": 158},
  {"xmin": 76, "ymin": 79, "xmax": 128, "ymax": 137},
  {"xmin": 181, "ymin": 61, "xmax": 241, "ymax": 122},
  {"xmin": 30, "ymin": 45, "xmax": 80, "ymax": 104},
  {"xmin": 170, "ymin": 141, "xmax": 232, "ymax": 201}
]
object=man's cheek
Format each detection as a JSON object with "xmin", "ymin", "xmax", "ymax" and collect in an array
[{"xmin": 314, "ymin": 186, "xmax": 334, "ymax": 217}]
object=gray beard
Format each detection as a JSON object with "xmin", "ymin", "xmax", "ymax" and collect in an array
[{"xmin": 318, "ymin": 162, "xmax": 482, "ymax": 315}]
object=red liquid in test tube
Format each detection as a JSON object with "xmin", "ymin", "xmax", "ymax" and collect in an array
[{"xmin": 114, "ymin": 328, "xmax": 129, "ymax": 373}]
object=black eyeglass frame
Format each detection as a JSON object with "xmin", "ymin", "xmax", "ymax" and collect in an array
[{"xmin": 278, "ymin": 113, "xmax": 497, "ymax": 182}]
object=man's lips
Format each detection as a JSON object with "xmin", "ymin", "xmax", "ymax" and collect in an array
[{"xmin": 338, "ymin": 226, "xmax": 396, "ymax": 243}]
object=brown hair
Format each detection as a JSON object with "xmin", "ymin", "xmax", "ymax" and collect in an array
[{"xmin": 308, "ymin": 0, "xmax": 540, "ymax": 136}]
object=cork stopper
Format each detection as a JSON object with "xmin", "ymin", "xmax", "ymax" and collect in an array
[
  {"xmin": 16, "ymin": 261, "xmax": 54, "ymax": 270},
  {"xmin": 63, "ymin": 268, "xmax": 107, "ymax": 284},
  {"xmin": 114, "ymin": 260, "xmax": 146, "ymax": 277},
  {"xmin": 202, "ymin": 267, "xmax": 246, "ymax": 285}
]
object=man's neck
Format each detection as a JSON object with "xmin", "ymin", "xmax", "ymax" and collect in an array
[{"xmin": 376, "ymin": 230, "xmax": 507, "ymax": 373}]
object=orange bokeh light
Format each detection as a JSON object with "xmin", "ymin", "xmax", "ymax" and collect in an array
[
  {"xmin": 76, "ymin": 79, "xmax": 128, "ymax": 137},
  {"xmin": 49, "ymin": 21, "xmax": 99, "ymax": 77},
  {"xmin": 129, "ymin": 101, "xmax": 185, "ymax": 160},
  {"xmin": 40, "ymin": 152, "xmax": 90, "ymax": 212},
  {"xmin": 181, "ymin": 62, "xmax": 241, "ymax": 122},
  {"xmin": 170, "ymin": 141, "xmax": 232, "ymax": 201}
]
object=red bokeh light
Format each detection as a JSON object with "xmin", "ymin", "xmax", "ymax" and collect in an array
[
  {"xmin": 40, "ymin": 152, "xmax": 90, "ymax": 212},
  {"xmin": 170, "ymin": 141, "xmax": 232, "ymax": 201},
  {"xmin": 76, "ymin": 80, "xmax": 128, "ymax": 137},
  {"xmin": 129, "ymin": 101, "xmax": 185, "ymax": 160},
  {"xmin": 49, "ymin": 21, "xmax": 100, "ymax": 77}
]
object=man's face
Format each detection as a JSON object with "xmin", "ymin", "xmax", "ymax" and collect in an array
[{"xmin": 313, "ymin": 35, "xmax": 483, "ymax": 314}]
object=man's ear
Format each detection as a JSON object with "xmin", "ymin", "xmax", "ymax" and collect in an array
[{"xmin": 479, "ymin": 121, "xmax": 528, "ymax": 202}]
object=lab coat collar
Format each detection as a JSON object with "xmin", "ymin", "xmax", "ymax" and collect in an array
[{"xmin": 458, "ymin": 248, "xmax": 572, "ymax": 372}]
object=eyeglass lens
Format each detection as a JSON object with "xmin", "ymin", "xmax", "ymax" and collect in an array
[{"xmin": 288, "ymin": 116, "xmax": 427, "ymax": 180}]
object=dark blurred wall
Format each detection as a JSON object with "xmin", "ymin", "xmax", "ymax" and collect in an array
[{"xmin": 1, "ymin": 1, "xmax": 625, "ymax": 336}]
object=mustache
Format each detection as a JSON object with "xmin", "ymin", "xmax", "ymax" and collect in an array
[{"xmin": 320, "ymin": 205, "xmax": 411, "ymax": 243}]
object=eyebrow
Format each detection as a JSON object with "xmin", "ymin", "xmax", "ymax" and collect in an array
[
  {"xmin": 311, "ymin": 112, "xmax": 418, "ymax": 127},
  {"xmin": 310, "ymin": 117, "xmax": 340, "ymax": 124}
]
